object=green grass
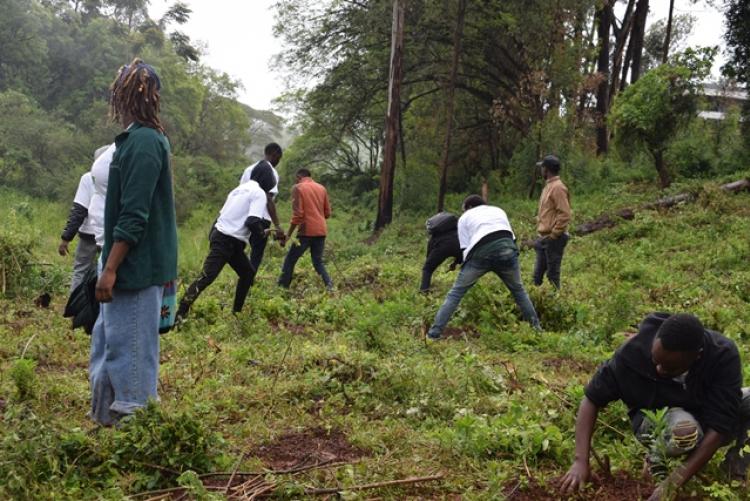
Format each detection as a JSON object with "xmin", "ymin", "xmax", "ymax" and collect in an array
[{"xmin": 0, "ymin": 178, "xmax": 749, "ymax": 499}]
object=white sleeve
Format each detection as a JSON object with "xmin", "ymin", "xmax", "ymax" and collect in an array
[
  {"xmin": 457, "ymin": 216, "xmax": 469, "ymax": 249},
  {"xmin": 73, "ymin": 173, "xmax": 94, "ymax": 209},
  {"xmin": 247, "ymin": 191, "xmax": 268, "ymax": 219}
]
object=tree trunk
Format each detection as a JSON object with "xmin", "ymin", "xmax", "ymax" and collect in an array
[
  {"xmin": 662, "ymin": 0, "xmax": 675, "ymax": 64},
  {"xmin": 653, "ymin": 149, "xmax": 671, "ymax": 188},
  {"xmin": 595, "ymin": 1, "xmax": 611, "ymax": 155},
  {"xmin": 620, "ymin": 33, "xmax": 634, "ymax": 92},
  {"xmin": 374, "ymin": 0, "xmax": 405, "ymax": 231},
  {"xmin": 577, "ymin": 13, "xmax": 599, "ymax": 116},
  {"xmin": 630, "ymin": 0, "xmax": 649, "ymax": 83},
  {"xmin": 608, "ymin": 0, "xmax": 636, "ymax": 107},
  {"xmin": 437, "ymin": 0, "xmax": 467, "ymax": 213}
]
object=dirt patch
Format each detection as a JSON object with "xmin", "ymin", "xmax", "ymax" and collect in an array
[
  {"xmin": 504, "ymin": 472, "xmax": 702, "ymax": 500},
  {"xmin": 251, "ymin": 427, "xmax": 367, "ymax": 470}
]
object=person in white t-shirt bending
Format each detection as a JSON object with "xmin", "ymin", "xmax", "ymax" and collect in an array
[
  {"xmin": 239, "ymin": 142, "xmax": 284, "ymax": 274},
  {"xmin": 59, "ymin": 144, "xmax": 114, "ymax": 292},
  {"xmin": 177, "ymin": 163, "xmax": 280, "ymax": 320},
  {"xmin": 427, "ymin": 195, "xmax": 541, "ymax": 340}
]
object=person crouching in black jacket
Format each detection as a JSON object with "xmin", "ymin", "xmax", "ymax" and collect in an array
[
  {"xmin": 560, "ymin": 312, "xmax": 750, "ymax": 500},
  {"xmin": 420, "ymin": 212, "xmax": 462, "ymax": 292}
]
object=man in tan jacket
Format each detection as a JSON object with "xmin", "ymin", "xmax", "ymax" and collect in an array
[{"xmin": 533, "ymin": 155, "xmax": 571, "ymax": 289}]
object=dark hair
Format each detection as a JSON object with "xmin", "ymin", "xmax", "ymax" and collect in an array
[
  {"xmin": 462, "ymin": 194, "xmax": 486, "ymax": 210},
  {"xmin": 264, "ymin": 143, "xmax": 282, "ymax": 156},
  {"xmin": 250, "ymin": 162, "xmax": 276, "ymax": 192},
  {"xmin": 110, "ymin": 58, "xmax": 163, "ymax": 132},
  {"xmin": 296, "ymin": 168, "xmax": 311, "ymax": 178},
  {"xmin": 656, "ymin": 313, "xmax": 705, "ymax": 352}
]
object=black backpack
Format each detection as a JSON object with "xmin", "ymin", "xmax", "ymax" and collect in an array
[{"xmin": 425, "ymin": 212, "xmax": 458, "ymax": 235}]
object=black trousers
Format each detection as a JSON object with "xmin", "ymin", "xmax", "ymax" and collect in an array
[
  {"xmin": 420, "ymin": 233, "xmax": 462, "ymax": 291},
  {"xmin": 533, "ymin": 233, "xmax": 569, "ymax": 289},
  {"xmin": 248, "ymin": 220, "xmax": 271, "ymax": 277},
  {"xmin": 179, "ymin": 228, "xmax": 257, "ymax": 316}
]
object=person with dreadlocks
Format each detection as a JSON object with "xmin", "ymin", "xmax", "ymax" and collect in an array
[{"xmin": 89, "ymin": 59, "xmax": 178, "ymax": 426}]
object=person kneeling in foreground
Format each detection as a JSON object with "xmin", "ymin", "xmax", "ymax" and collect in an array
[
  {"xmin": 426, "ymin": 195, "xmax": 540, "ymax": 339},
  {"xmin": 177, "ymin": 163, "xmax": 280, "ymax": 320},
  {"xmin": 561, "ymin": 313, "xmax": 750, "ymax": 500},
  {"xmin": 91, "ymin": 59, "xmax": 177, "ymax": 426}
]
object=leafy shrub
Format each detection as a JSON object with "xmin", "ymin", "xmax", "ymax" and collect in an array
[
  {"xmin": 527, "ymin": 287, "xmax": 580, "ymax": 332},
  {"xmin": 10, "ymin": 358, "xmax": 37, "ymax": 401},
  {"xmin": 0, "ymin": 222, "xmax": 34, "ymax": 297},
  {"xmin": 0, "ymin": 408, "xmax": 113, "ymax": 499},
  {"xmin": 442, "ymin": 405, "xmax": 567, "ymax": 462},
  {"xmin": 111, "ymin": 402, "xmax": 228, "ymax": 491}
]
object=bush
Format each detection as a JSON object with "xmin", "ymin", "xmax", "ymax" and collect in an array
[
  {"xmin": 111, "ymin": 402, "xmax": 228, "ymax": 491},
  {"xmin": 0, "ymin": 222, "xmax": 34, "ymax": 297},
  {"xmin": 10, "ymin": 358, "xmax": 37, "ymax": 401}
]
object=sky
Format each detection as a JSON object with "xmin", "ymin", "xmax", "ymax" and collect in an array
[
  {"xmin": 148, "ymin": 0, "xmax": 728, "ymax": 112},
  {"xmin": 148, "ymin": 0, "xmax": 283, "ymax": 110}
]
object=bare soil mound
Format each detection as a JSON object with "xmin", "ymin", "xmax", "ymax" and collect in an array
[{"xmin": 252, "ymin": 427, "xmax": 367, "ymax": 470}]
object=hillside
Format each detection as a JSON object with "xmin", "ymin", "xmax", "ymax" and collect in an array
[
  {"xmin": 0, "ymin": 175, "xmax": 749, "ymax": 499},
  {"xmin": 242, "ymin": 104, "xmax": 297, "ymax": 160}
]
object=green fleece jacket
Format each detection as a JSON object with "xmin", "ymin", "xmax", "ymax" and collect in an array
[{"xmin": 103, "ymin": 122, "xmax": 177, "ymax": 290}]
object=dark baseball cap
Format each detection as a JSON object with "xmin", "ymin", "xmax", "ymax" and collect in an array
[{"xmin": 536, "ymin": 155, "xmax": 560, "ymax": 170}]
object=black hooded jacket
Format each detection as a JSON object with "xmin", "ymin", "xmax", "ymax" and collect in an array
[{"xmin": 585, "ymin": 312, "xmax": 742, "ymax": 436}]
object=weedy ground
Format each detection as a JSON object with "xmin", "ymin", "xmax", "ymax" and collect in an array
[{"xmin": 0, "ymin": 174, "xmax": 749, "ymax": 500}]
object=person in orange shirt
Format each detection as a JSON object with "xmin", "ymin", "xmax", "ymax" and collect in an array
[
  {"xmin": 277, "ymin": 168, "xmax": 333, "ymax": 290},
  {"xmin": 533, "ymin": 155, "xmax": 572, "ymax": 289}
]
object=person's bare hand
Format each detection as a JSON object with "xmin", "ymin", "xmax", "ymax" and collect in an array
[
  {"xmin": 95, "ymin": 269, "xmax": 116, "ymax": 303},
  {"xmin": 559, "ymin": 461, "xmax": 590, "ymax": 493},
  {"xmin": 58, "ymin": 240, "xmax": 70, "ymax": 256},
  {"xmin": 274, "ymin": 228, "xmax": 287, "ymax": 246}
]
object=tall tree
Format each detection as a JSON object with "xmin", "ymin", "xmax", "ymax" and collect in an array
[
  {"xmin": 722, "ymin": 0, "xmax": 750, "ymax": 84},
  {"xmin": 436, "ymin": 0, "xmax": 467, "ymax": 213},
  {"xmin": 594, "ymin": 0, "xmax": 611, "ymax": 155},
  {"xmin": 374, "ymin": 0, "xmax": 405, "ymax": 231},
  {"xmin": 608, "ymin": 0, "xmax": 636, "ymax": 106},
  {"xmin": 629, "ymin": 0, "xmax": 649, "ymax": 84},
  {"xmin": 611, "ymin": 49, "xmax": 714, "ymax": 188},
  {"xmin": 661, "ymin": 0, "xmax": 675, "ymax": 63}
]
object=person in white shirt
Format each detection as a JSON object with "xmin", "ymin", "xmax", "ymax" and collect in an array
[
  {"xmin": 89, "ymin": 143, "xmax": 116, "ymax": 247},
  {"xmin": 239, "ymin": 142, "xmax": 285, "ymax": 273},
  {"xmin": 177, "ymin": 163, "xmax": 279, "ymax": 319},
  {"xmin": 59, "ymin": 143, "xmax": 114, "ymax": 292},
  {"xmin": 427, "ymin": 195, "xmax": 540, "ymax": 339}
]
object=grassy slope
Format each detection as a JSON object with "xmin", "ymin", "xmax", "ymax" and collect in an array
[{"xmin": 0, "ymin": 176, "xmax": 749, "ymax": 499}]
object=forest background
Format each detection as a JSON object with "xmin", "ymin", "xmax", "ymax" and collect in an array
[{"xmin": 1, "ymin": 0, "xmax": 750, "ymax": 499}]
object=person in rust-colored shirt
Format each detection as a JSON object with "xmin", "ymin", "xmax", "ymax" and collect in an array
[
  {"xmin": 533, "ymin": 155, "xmax": 571, "ymax": 289},
  {"xmin": 277, "ymin": 168, "xmax": 333, "ymax": 289}
]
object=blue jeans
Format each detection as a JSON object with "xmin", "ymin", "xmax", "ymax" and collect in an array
[
  {"xmin": 89, "ymin": 283, "xmax": 162, "ymax": 426},
  {"xmin": 277, "ymin": 236, "xmax": 333, "ymax": 289},
  {"xmin": 428, "ymin": 238, "xmax": 540, "ymax": 338}
]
